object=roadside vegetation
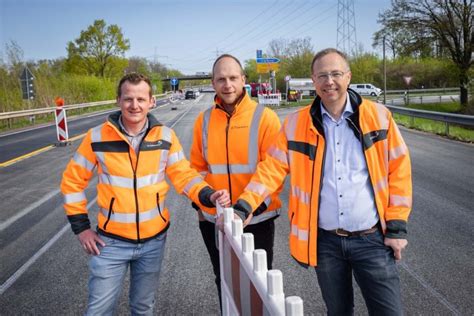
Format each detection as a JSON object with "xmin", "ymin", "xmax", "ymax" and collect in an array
[{"xmin": 1, "ymin": 0, "xmax": 472, "ymax": 138}]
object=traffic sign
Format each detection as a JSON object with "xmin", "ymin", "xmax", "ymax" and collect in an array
[
  {"xmin": 256, "ymin": 57, "xmax": 280, "ymax": 64},
  {"xmin": 170, "ymin": 78, "xmax": 179, "ymax": 85},
  {"xmin": 257, "ymin": 63, "xmax": 280, "ymax": 74},
  {"xmin": 403, "ymin": 76, "xmax": 412, "ymax": 86},
  {"xmin": 285, "ymin": 75, "xmax": 292, "ymax": 82},
  {"xmin": 256, "ymin": 50, "xmax": 263, "ymax": 59},
  {"xmin": 20, "ymin": 67, "xmax": 35, "ymax": 100}
]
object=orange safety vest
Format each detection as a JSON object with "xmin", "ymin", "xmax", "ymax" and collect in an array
[
  {"xmin": 61, "ymin": 112, "xmax": 210, "ymax": 243},
  {"xmin": 190, "ymin": 92, "xmax": 282, "ymax": 224},
  {"xmin": 238, "ymin": 91, "xmax": 412, "ymax": 266}
]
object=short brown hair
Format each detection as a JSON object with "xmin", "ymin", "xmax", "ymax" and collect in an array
[
  {"xmin": 117, "ymin": 73, "xmax": 153, "ymax": 98},
  {"xmin": 211, "ymin": 54, "xmax": 245, "ymax": 78},
  {"xmin": 311, "ymin": 48, "xmax": 350, "ymax": 74}
]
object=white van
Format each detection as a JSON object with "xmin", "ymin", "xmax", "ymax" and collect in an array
[{"xmin": 349, "ymin": 83, "xmax": 382, "ymax": 96}]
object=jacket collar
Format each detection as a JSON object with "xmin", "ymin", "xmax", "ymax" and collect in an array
[
  {"xmin": 310, "ymin": 88, "xmax": 363, "ymax": 136},
  {"xmin": 214, "ymin": 88, "xmax": 250, "ymax": 115},
  {"xmin": 107, "ymin": 111, "xmax": 162, "ymax": 134}
]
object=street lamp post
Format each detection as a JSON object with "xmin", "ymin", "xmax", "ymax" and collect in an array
[{"xmin": 383, "ymin": 35, "xmax": 387, "ymax": 105}]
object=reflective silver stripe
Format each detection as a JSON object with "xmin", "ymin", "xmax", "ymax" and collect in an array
[
  {"xmin": 161, "ymin": 126, "xmax": 172, "ymax": 142},
  {"xmin": 268, "ymin": 145, "xmax": 288, "ymax": 166},
  {"xmin": 64, "ymin": 191, "xmax": 86, "ymax": 204},
  {"xmin": 202, "ymin": 105, "xmax": 263, "ymax": 175},
  {"xmin": 99, "ymin": 173, "xmax": 165, "ymax": 189},
  {"xmin": 73, "ymin": 152, "xmax": 95, "ymax": 172},
  {"xmin": 285, "ymin": 112, "xmax": 299, "ymax": 164},
  {"xmin": 208, "ymin": 164, "xmax": 254, "ymax": 175},
  {"xmin": 247, "ymin": 105, "xmax": 264, "ymax": 171},
  {"xmin": 183, "ymin": 176, "xmax": 204, "ymax": 195},
  {"xmin": 91, "ymin": 125, "xmax": 109, "ymax": 174},
  {"xmin": 199, "ymin": 171, "xmax": 208, "ymax": 177},
  {"xmin": 137, "ymin": 173, "xmax": 165, "ymax": 189},
  {"xmin": 285, "ymin": 112, "xmax": 298, "ymax": 141},
  {"xmin": 159, "ymin": 126, "xmax": 171, "ymax": 174},
  {"xmin": 263, "ymin": 196, "xmax": 271, "ymax": 207},
  {"xmin": 373, "ymin": 178, "xmax": 388, "ymax": 195},
  {"xmin": 201, "ymin": 211, "xmax": 216, "ymax": 223},
  {"xmin": 202, "ymin": 107, "xmax": 213, "ymax": 163},
  {"xmin": 99, "ymin": 174, "xmax": 133, "ymax": 188},
  {"xmin": 291, "ymin": 185, "xmax": 310, "ymax": 205},
  {"xmin": 100, "ymin": 202, "xmax": 165, "ymax": 223},
  {"xmin": 374, "ymin": 103, "xmax": 390, "ymax": 130},
  {"xmin": 249, "ymin": 209, "xmax": 279, "ymax": 224},
  {"xmin": 246, "ymin": 181, "xmax": 270, "ymax": 198},
  {"xmin": 390, "ymin": 194, "xmax": 412, "ymax": 208},
  {"xmin": 168, "ymin": 150, "xmax": 185, "ymax": 166},
  {"xmin": 389, "ymin": 144, "xmax": 408, "ymax": 161},
  {"xmin": 199, "ymin": 208, "xmax": 279, "ymax": 224},
  {"xmin": 291, "ymin": 224, "xmax": 309, "ymax": 241}
]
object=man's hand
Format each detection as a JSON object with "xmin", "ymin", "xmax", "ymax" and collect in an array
[
  {"xmin": 77, "ymin": 229, "xmax": 105, "ymax": 255},
  {"xmin": 384, "ymin": 238, "xmax": 408, "ymax": 261},
  {"xmin": 210, "ymin": 189, "xmax": 231, "ymax": 207}
]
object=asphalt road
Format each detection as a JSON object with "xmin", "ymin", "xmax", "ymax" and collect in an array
[{"xmin": 0, "ymin": 93, "xmax": 473, "ymax": 315}]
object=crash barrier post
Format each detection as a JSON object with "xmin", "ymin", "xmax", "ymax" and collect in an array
[
  {"xmin": 258, "ymin": 93, "xmax": 281, "ymax": 106},
  {"xmin": 218, "ymin": 206, "xmax": 304, "ymax": 316},
  {"xmin": 54, "ymin": 97, "xmax": 69, "ymax": 146}
]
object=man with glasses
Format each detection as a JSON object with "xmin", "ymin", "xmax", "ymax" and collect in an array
[{"xmin": 233, "ymin": 48, "xmax": 412, "ymax": 315}]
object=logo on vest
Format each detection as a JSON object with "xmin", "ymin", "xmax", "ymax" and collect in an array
[{"xmin": 146, "ymin": 140, "xmax": 163, "ymax": 148}]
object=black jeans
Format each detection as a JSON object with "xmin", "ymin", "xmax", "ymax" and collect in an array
[
  {"xmin": 315, "ymin": 229, "xmax": 402, "ymax": 316},
  {"xmin": 198, "ymin": 218, "xmax": 275, "ymax": 304}
]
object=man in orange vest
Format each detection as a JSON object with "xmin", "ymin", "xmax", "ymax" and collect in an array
[
  {"xmin": 61, "ymin": 73, "xmax": 230, "ymax": 315},
  {"xmin": 234, "ymin": 48, "xmax": 412, "ymax": 315},
  {"xmin": 190, "ymin": 54, "xmax": 282, "ymax": 304}
]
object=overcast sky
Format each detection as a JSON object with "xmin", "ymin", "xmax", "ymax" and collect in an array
[{"xmin": 0, "ymin": 0, "xmax": 392, "ymax": 74}]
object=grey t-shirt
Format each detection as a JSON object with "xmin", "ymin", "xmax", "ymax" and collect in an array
[{"xmin": 118, "ymin": 116, "xmax": 149, "ymax": 153}]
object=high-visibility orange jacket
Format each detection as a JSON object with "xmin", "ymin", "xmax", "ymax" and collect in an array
[
  {"xmin": 190, "ymin": 91, "xmax": 282, "ymax": 224},
  {"xmin": 61, "ymin": 112, "xmax": 215, "ymax": 243},
  {"xmin": 236, "ymin": 90, "xmax": 412, "ymax": 266}
]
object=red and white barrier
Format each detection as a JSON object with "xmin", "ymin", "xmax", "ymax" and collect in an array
[
  {"xmin": 54, "ymin": 97, "xmax": 69, "ymax": 144},
  {"xmin": 258, "ymin": 93, "xmax": 282, "ymax": 106},
  {"xmin": 218, "ymin": 206, "xmax": 304, "ymax": 316}
]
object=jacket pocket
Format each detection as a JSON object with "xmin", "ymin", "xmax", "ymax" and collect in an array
[
  {"xmin": 103, "ymin": 197, "xmax": 115, "ymax": 231},
  {"xmin": 156, "ymin": 193, "xmax": 166, "ymax": 222}
]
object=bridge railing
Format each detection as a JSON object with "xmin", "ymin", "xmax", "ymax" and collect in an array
[{"xmin": 218, "ymin": 206, "xmax": 304, "ymax": 316}]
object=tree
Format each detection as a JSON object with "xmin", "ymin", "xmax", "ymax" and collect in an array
[
  {"xmin": 376, "ymin": 0, "xmax": 473, "ymax": 111},
  {"xmin": 66, "ymin": 19, "xmax": 130, "ymax": 77}
]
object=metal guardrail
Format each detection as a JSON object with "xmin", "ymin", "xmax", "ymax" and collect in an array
[
  {"xmin": 386, "ymin": 104, "xmax": 474, "ymax": 135},
  {"xmin": 0, "ymin": 93, "xmax": 170, "ymax": 121}
]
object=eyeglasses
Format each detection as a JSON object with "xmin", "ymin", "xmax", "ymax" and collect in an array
[{"xmin": 314, "ymin": 71, "xmax": 347, "ymax": 82}]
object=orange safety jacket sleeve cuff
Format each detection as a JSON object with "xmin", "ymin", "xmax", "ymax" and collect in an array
[
  {"xmin": 67, "ymin": 214, "xmax": 91, "ymax": 235},
  {"xmin": 233, "ymin": 199, "xmax": 252, "ymax": 221},
  {"xmin": 385, "ymin": 220, "xmax": 408, "ymax": 239},
  {"xmin": 199, "ymin": 186, "xmax": 216, "ymax": 208}
]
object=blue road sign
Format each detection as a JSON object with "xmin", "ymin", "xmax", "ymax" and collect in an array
[
  {"xmin": 256, "ymin": 57, "xmax": 280, "ymax": 64},
  {"xmin": 170, "ymin": 78, "xmax": 179, "ymax": 85},
  {"xmin": 256, "ymin": 50, "xmax": 263, "ymax": 59}
]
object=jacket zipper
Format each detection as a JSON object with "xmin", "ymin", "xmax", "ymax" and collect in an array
[
  {"xmin": 309, "ymin": 134, "xmax": 325, "ymax": 263},
  {"xmin": 225, "ymin": 115, "xmax": 233, "ymax": 201},
  {"xmin": 103, "ymin": 197, "xmax": 115, "ymax": 230},
  {"xmin": 156, "ymin": 193, "xmax": 166, "ymax": 222}
]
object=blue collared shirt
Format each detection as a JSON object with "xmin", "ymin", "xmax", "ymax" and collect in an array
[{"xmin": 318, "ymin": 95, "xmax": 379, "ymax": 231}]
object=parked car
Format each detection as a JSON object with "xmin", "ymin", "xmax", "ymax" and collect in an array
[
  {"xmin": 349, "ymin": 83, "xmax": 382, "ymax": 96},
  {"xmin": 185, "ymin": 90, "xmax": 196, "ymax": 99}
]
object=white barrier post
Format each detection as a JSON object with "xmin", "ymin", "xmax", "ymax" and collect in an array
[
  {"xmin": 54, "ymin": 97, "xmax": 69, "ymax": 146},
  {"xmin": 217, "ymin": 204, "xmax": 304, "ymax": 315}
]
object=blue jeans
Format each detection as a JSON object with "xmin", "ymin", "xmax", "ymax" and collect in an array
[
  {"xmin": 86, "ymin": 233, "xmax": 167, "ymax": 316},
  {"xmin": 315, "ymin": 229, "xmax": 402, "ymax": 316}
]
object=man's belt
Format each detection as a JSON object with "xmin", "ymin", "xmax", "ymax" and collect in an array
[{"xmin": 321, "ymin": 225, "xmax": 379, "ymax": 237}]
